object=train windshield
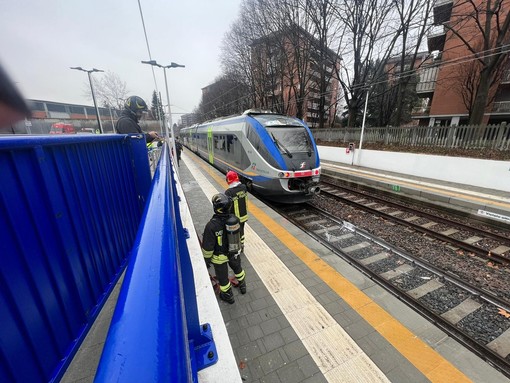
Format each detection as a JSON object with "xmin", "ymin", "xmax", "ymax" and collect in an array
[{"xmin": 266, "ymin": 127, "xmax": 311, "ymax": 153}]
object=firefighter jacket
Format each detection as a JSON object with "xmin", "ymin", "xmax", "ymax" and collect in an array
[
  {"xmin": 225, "ymin": 182, "xmax": 248, "ymax": 223},
  {"xmin": 202, "ymin": 213, "xmax": 230, "ymax": 265},
  {"xmin": 115, "ymin": 109, "xmax": 153, "ymax": 143}
]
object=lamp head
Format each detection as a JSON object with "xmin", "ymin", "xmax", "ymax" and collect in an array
[{"xmin": 141, "ymin": 60, "xmax": 160, "ymax": 67}]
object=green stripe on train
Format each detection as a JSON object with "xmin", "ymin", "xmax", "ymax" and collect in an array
[{"xmin": 207, "ymin": 127, "xmax": 214, "ymax": 164}]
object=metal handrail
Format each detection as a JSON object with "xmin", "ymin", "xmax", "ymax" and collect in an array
[{"xmin": 94, "ymin": 144, "xmax": 217, "ymax": 382}]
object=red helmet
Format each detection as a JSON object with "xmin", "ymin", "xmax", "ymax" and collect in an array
[{"xmin": 226, "ymin": 170, "xmax": 239, "ymax": 185}]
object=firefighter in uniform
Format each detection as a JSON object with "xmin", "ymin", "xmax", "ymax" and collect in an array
[
  {"xmin": 225, "ymin": 170, "xmax": 248, "ymax": 248},
  {"xmin": 115, "ymin": 95, "xmax": 159, "ymax": 143},
  {"xmin": 202, "ymin": 193, "xmax": 246, "ymax": 304}
]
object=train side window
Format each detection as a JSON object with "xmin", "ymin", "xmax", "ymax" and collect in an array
[
  {"xmin": 246, "ymin": 126, "xmax": 261, "ymax": 150},
  {"xmin": 227, "ymin": 134, "xmax": 234, "ymax": 153}
]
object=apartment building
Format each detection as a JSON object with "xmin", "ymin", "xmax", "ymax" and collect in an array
[
  {"xmin": 180, "ymin": 113, "xmax": 198, "ymax": 128},
  {"xmin": 250, "ymin": 26, "xmax": 341, "ymax": 129},
  {"xmin": 414, "ymin": 0, "xmax": 510, "ymax": 126},
  {"xmin": 27, "ymin": 99, "xmax": 119, "ymax": 121}
]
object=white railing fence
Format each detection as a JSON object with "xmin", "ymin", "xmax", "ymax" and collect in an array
[{"xmin": 312, "ymin": 123, "xmax": 510, "ymax": 150}]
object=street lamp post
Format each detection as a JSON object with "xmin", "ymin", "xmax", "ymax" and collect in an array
[
  {"xmin": 141, "ymin": 60, "xmax": 185, "ymax": 167},
  {"xmin": 356, "ymin": 86, "xmax": 371, "ymax": 166},
  {"xmin": 359, "ymin": 87, "xmax": 370, "ymax": 152},
  {"xmin": 70, "ymin": 67, "xmax": 104, "ymax": 134}
]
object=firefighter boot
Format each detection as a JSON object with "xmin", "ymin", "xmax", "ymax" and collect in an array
[
  {"xmin": 219, "ymin": 287, "xmax": 235, "ymax": 304},
  {"xmin": 238, "ymin": 278, "xmax": 247, "ymax": 294}
]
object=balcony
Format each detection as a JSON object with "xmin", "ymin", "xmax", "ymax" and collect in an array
[
  {"xmin": 412, "ymin": 106, "xmax": 431, "ymax": 115},
  {"xmin": 434, "ymin": 0, "xmax": 453, "ymax": 25},
  {"xmin": 416, "ymin": 66, "xmax": 439, "ymax": 94},
  {"xmin": 491, "ymin": 101, "xmax": 510, "ymax": 114},
  {"xmin": 501, "ymin": 70, "xmax": 510, "ymax": 84},
  {"xmin": 428, "ymin": 26, "xmax": 446, "ymax": 52}
]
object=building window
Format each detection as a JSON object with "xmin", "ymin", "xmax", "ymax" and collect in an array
[
  {"xmin": 46, "ymin": 103, "xmax": 67, "ymax": 113},
  {"xmin": 29, "ymin": 101, "xmax": 45, "ymax": 111},
  {"xmin": 70, "ymin": 106, "xmax": 85, "ymax": 114},
  {"xmin": 86, "ymin": 108, "xmax": 97, "ymax": 116}
]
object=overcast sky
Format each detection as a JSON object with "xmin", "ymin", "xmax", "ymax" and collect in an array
[{"xmin": 1, "ymin": 0, "xmax": 241, "ymax": 121}]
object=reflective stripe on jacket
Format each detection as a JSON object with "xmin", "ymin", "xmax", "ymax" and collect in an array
[
  {"xmin": 225, "ymin": 183, "xmax": 248, "ymax": 223},
  {"xmin": 201, "ymin": 214, "xmax": 229, "ymax": 265}
]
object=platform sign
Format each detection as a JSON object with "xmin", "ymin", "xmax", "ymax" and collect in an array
[{"xmin": 477, "ymin": 209, "xmax": 510, "ymax": 224}]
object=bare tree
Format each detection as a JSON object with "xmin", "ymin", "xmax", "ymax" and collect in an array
[
  {"xmin": 221, "ymin": 3, "xmax": 267, "ymax": 111},
  {"xmin": 444, "ymin": 0, "xmax": 510, "ymax": 125},
  {"xmin": 298, "ymin": 0, "xmax": 343, "ymax": 128},
  {"xmin": 221, "ymin": 0, "xmax": 342, "ymax": 128},
  {"xmin": 197, "ymin": 76, "xmax": 251, "ymax": 122},
  {"xmin": 390, "ymin": 0, "xmax": 434, "ymax": 126},
  {"xmin": 242, "ymin": 0, "xmax": 301, "ymax": 114},
  {"xmin": 454, "ymin": 55, "xmax": 507, "ymax": 117},
  {"xmin": 221, "ymin": 27, "xmax": 255, "ymax": 109},
  {"xmin": 269, "ymin": 0, "xmax": 316, "ymax": 118},
  {"xmin": 364, "ymin": 60, "xmax": 398, "ymax": 126},
  {"xmin": 333, "ymin": 0, "xmax": 400, "ymax": 127},
  {"xmin": 87, "ymin": 71, "xmax": 129, "ymax": 110}
]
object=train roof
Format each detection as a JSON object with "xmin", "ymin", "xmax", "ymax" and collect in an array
[{"xmin": 182, "ymin": 110, "xmax": 306, "ymax": 130}]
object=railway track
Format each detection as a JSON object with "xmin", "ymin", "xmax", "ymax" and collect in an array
[
  {"xmin": 319, "ymin": 180, "xmax": 510, "ymax": 265},
  {"xmin": 274, "ymin": 202, "xmax": 510, "ymax": 377}
]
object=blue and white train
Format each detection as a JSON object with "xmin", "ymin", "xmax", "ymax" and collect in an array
[{"xmin": 180, "ymin": 109, "xmax": 321, "ymax": 203}]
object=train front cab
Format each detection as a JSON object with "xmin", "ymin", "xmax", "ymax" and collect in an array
[{"xmin": 243, "ymin": 112, "xmax": 321, "ymax": 203}]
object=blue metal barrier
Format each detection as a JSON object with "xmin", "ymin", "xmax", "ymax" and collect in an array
[
  {"xmin": 0, "ymin": 134, "xmax": 151, "ymax": 382},
  {"xmin": 94, "ymin": 144, "xmax": 217, "ymax": 382}
]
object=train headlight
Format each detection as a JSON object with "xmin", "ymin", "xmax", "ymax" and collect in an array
[
  {"xmin": 278, "ymin": 172, "xmax": 291, "ymax": 178},
  {"xmin": 278, "ymin": 172, "xmax": 284, "ymax": 177}
]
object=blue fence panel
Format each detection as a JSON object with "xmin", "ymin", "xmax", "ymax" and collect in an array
[
  {"xmin": 94, "ymin": 144, "xmax": 217, "ymax": 383},
  {"xmin": 0, "ymin": 134, "xmax": 151, "ymax": 382}
]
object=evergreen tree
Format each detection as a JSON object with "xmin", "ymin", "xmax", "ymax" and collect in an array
[{"xmin": 151, "ymin": 91, "xmax": 165, "ymax": 122}]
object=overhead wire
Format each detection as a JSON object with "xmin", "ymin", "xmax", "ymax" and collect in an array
[
  {"xmin": 137, "ymin": 0, "xmax": 164, "ymax": 127},
  {"xmin": 165, "ymin": 0, "xmax": 510, "ymax": 122},
  {"xmin": 196, "ymin": 41, "xmax": 510, "ymax": 120}
]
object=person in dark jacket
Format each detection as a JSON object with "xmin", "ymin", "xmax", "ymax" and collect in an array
[
  {"xmin": 225, "ymin": 170, "xmax": 248, "ymax": 248},
  {"xmin": 175, "ymin": 137, "xmax": 183, "ymax": 166},
  {"xmin": 115, "ymin": 96, "xmax": 159, "ymax": 143},
  {"xmin": 202, "ymin": 193, "xmax": 246, "ymax": 304}
]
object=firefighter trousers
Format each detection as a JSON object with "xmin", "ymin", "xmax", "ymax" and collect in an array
[{"xmin": 213, "ymin": 254, "xmax": 245, "ymax": 292}]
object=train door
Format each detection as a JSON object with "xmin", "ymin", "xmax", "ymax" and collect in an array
[
  {"xmin": 226, "ymin": 134, "xmax": 242, "ymax": 168},
  {"xmin": 207, "ymin": 127, "xmax": 214, "ymax": 164}
]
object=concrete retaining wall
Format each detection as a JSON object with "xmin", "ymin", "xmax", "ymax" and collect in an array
[{"xmin": 318, "ymin": 145, "xmax": 510, "ymax": 192}]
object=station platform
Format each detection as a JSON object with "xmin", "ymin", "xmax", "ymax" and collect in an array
[
  {"xmin": 321, "ymin": 160, "xmax": 510, "ymax": 227},
  {"xmin": 178, "ymin": 151, "xmax": 510, "ymax": 383}
]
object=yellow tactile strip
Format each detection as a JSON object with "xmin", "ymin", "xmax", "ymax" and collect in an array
[
  {"xmin": 185, "ymin": 158, "xmax": 389, "ymax": 382},
  {"xmin": 184, "ymin": 154, "xmax": 471, "ymax": 383}
]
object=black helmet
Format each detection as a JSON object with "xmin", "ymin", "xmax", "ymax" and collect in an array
[
  {"xmin": 124, "ymin": 96, "xmax": 148, "ymax": 113},
  {"xmin": 212, "ymin": 193, "xmax": 232, "ymax": 214}
]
